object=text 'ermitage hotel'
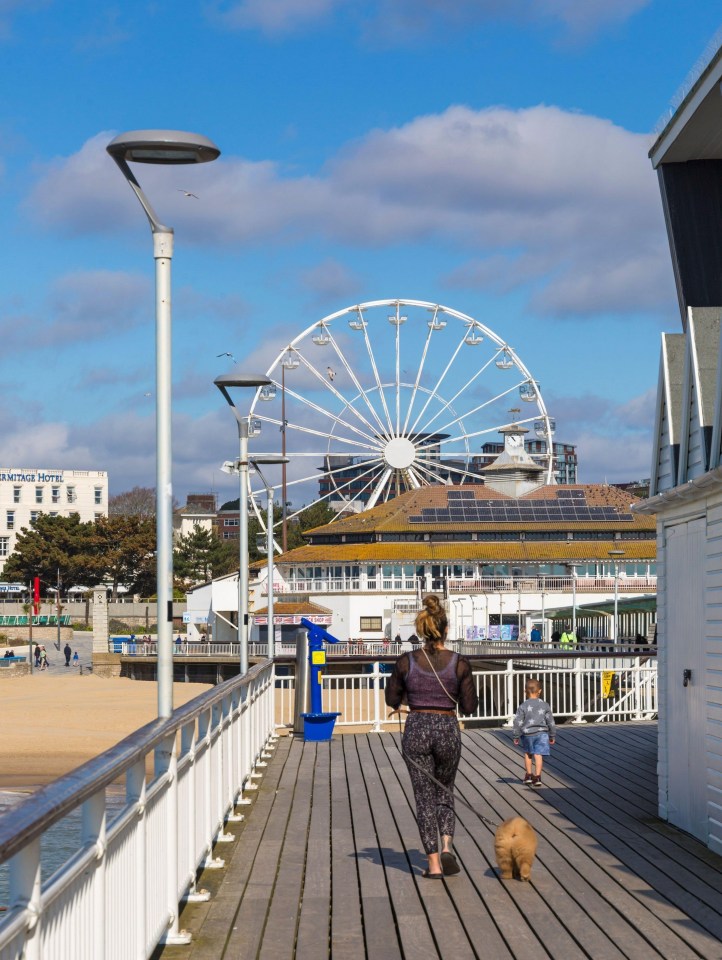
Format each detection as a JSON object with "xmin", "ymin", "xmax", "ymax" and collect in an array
[{"xmin": 0, "ymin": 468, "xmax": 108, "ymax": 575}]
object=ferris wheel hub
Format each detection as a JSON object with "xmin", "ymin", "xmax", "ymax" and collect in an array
[{"xmin": 384, "ymin": 437, "xmax": 416, "ymax": 469}]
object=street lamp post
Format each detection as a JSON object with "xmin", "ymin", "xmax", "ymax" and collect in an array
[
  {"xmin": 215, "ymin": 373, "xmax": 271, "ymax": 674},
  {"xmin": 107, "ymin": 130, "xmax": 220, "ymax": 719},
  {"xmin": 251, "ymin": 457, "xmax": 289, "ymax": 660},
  {"xmin": 609, "ymin": 550, "xmax": 625, "ymax": 643}
]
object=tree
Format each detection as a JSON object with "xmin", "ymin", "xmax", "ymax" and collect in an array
[
  {"xmin": 286, "ymin": 501, "xmax": 337, "ymax": 550},
  {"xmin": 85, "ymin": 515, "xmax": 157, "ymax": 598},
  {"xmin": 174, "ymin": 527, "xmax": 237, "ymax": 588},
  {"xmin": 3, "ymin": 514, "xmax": 96, "ymax": 587},
  {"xmin": 109, "ymin": 486, "xmax": 179, "ymax": 517}
]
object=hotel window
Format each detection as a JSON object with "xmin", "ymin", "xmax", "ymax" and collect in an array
[
  {"xmin": 0, "ymin": 538, "xmax": 8, "ymax": 557},
  {"xmin": 67, "ymin": 486, "xmax": 76, "ymax": 503},
  {"xmin": 49, "ymin": 512, "xmax": 58, "ymax": 518},
  {"xmin": 35, "ymin": 486, "xmax": 43, "ymax": 503},
  {"xmin": 13, "ymin": 486, "xmax": 20, "ymax": 503},
  {"xmin": 359, "ymin": 616, "xmax": 383, "ymax": 632},
  {"xmin": 30, "ymin": 511, "xmax": 39, "ymax": 523},
  {"xmin": 224, "ymin": 518, "xmax": 239, "ymax": 527},
  {"xmin": 94, "ymin": 487, "xmax": 103, "ymax": 505},
  {"xmin": 52, "ymin": 486, "xmax": 61, "ymax": 503},
  {"xmin": 6, "ymin": 511, "xmax": 13, "ymax": 530},
  {"xmin": 95, "ymin": 513, "xmax": 102, "ymax": 521}
]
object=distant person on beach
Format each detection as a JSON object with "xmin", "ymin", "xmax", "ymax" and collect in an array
[
  {"xmin": 34, "ymin": 644, "xmax": 41, "ymax": 668},
  {"xmin": 39, "ymin": 646, "xmax": 48, "ymax": 671},
  {"xmin": 73, "ymin": 651, "xmax": 79, "ymax": 665},
  {"xmin": 64, "ymin": 643, "xmax": 72, "ymax": 667}
]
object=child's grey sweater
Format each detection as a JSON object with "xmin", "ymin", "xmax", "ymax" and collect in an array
[{"xmin": 513, "ymin": 697, "xmax": 556, "ymax": 738}]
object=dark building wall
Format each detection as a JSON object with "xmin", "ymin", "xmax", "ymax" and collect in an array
[{"xmin": 658, "ymin": 160, "xmax": 722, "ymax": 325}]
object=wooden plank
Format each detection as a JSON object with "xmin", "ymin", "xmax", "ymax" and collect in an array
[
  {"xmin": 342, "ymin": 734, "xmax": 403, "ymax": 959},
  {"xmin": 258, "ymin": 740, "xmax": 318, "ymax": 959},
  {"xmin": 222, "ymin": 738, "xmax": 307, "ymax": 959},
  {"xmin": 328, "ymin": 737, "xmax": 366, "ymax": 960},
  {"xmin": 372, "ymin": 732, "xmax": 517, "ymax": 960},
  {"xmin": 359, "ymin": 733, "xmax": 462, "ymax": 959},
  {"xmin": 295, "ymin": 742, "xmax": 332, "ymax": 960},
  {"xmin": 457, "ymin": 731, "xmax": 693, "ymax": 959}
]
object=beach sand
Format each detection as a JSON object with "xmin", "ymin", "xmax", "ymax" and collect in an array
[{"xmin": 0, "ymin": 674, "xmax": 212, "ymax": 789}]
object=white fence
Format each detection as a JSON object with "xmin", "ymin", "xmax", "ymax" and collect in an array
[
  {"xmin": 275, "ymin": 656, "xmax": 658, "ymax": 731},
  {"xmin": 0, "ymin": 662, "xmax": 276, "ymax": 960}
]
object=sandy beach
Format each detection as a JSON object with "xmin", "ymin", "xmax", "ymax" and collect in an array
[{"xmin": 0, "ymin": 674, "xmax": 212, "ymax": 789}]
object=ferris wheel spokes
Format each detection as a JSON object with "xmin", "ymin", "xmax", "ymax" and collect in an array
[
  {"xmin": 354, "ymin": 320, "xmax": 394, "ymax": 436},
  {"xmin": 264, "ymin": 378, "xmax": 380, "ymax": 448},
  {"xmin": 289, "ymin": 352, "xmax": 382, "ymax": 443},
  {"xmin": 412, "ymin": 350, "xmax": 500, "ymax": 440},
  {"xmin": 323, "ymin": 327, "xmax": 390, "ymax": 437},
  {"xmin": 407, "ymin": 326, "xmax": 469, "ymax": 438},
  {"xmin": 430, "ymin": 380, "xmax": 524, "ymax": 439}
]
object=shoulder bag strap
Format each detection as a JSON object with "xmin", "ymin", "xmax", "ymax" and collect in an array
[{"xmin": 421, "ymin": 648, "xmax": 458, "ymax": 706}]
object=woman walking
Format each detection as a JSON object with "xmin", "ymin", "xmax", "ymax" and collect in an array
[{"xmin": 385, "ymin": 595, "xmax": 478, "ymax": 879}]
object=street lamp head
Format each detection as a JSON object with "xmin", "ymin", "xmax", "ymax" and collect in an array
[
  {"xmin": 214, "ymin": 373, "xmax": 272, "ymax": 390},
  {"xmin": 107, "ymin": 130, "xmax": 220, "ymax": 165},
  {"xmin": 251, "ymin": 456, "xmax": 290, "ymax": 466}
]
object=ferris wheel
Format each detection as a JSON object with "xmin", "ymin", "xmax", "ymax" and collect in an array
[{"xmin": 245, "ymin": 299, "xmax": 555, "ymax": 538}]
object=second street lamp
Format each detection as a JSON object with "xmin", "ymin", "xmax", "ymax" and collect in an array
[
  {"xmin": 250, "ymin": 456, "xmax": 289, "ymax": 660},
  {"xmin": 608, "ymin": 549, "xmax": 625, "ymax": 644},
  {"xmin": 215, "ymin": 373, "xmax": 272, "ymax": 674}
]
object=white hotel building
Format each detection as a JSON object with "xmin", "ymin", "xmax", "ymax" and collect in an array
[{"xmin": 0, "ymin": 468, "xmax": 108, "ymax": 576}]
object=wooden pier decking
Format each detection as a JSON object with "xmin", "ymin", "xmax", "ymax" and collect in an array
[{"xmin": 156, "ymin": 724, "xmax": 722, "ymax": 960}]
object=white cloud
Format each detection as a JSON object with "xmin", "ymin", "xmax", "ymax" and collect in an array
[
  {"xmin": 300, "ymin": 258, "xmax": 363, "ymax": 303},
  {"xmin": 0, "ymin": 269, "xmax": 150, "ymax": 350},
  {"xmin": 207, "ymin": 0, "xmax": 649, "ymax": 40},
  {"xmin": 27, "ymin": 105, "xmax": 672, "ymax": 318}
]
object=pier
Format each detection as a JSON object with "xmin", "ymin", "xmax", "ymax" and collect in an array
[{"xmin": 157, "ymin": 723, "xmax": 722, "ymax": 960}]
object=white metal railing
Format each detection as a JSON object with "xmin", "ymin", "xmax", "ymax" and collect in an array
[
  {"xmin": 0, "ymin": 662, "xmax": 276, "ymax": 960},
  {"xmin": 275, "ymin": 657, "xmax": 657, "ymax": 731},
  {"xmin": 283, "ymin": 575, "xmax": 656, "ymax": 595}
]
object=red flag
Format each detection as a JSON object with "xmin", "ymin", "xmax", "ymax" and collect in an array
[{"xmin": 33, "ymin": 577, "xmax": 40, "ymax": 615}]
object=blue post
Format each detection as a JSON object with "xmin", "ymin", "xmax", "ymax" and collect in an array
[{"xmin": 299, "ymin": 618, "xmax": 341, "ymax": 741}]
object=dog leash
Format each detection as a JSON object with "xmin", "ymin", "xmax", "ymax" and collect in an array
[{"xmin": 391, "ymin": 708, "xmax": 500, "ymax": 829}]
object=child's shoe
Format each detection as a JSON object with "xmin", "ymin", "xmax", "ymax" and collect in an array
[
  {"xmin": 531, "ymin": 775, "xmax": 542, "ymax": 788},
  {"xmin": 523, "ymin": 774, "xmax": 533, "ymax": 786}
]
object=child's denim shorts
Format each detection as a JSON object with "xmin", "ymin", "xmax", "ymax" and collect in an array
[{"xmin": 520, "ymin": 733, "xmax": 550, "ymax": 756}]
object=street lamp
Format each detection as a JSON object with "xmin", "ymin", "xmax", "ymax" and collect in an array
[
  {"xmin": 107, "ymin": 130, "xmax": 220, "ymax": 719},
  {"xmin": 608, "ymin": 550, "xmax": 625, "ymax": 643},
  {"xmin": 215, "ymin": 373, "xmax": 272, "ymax": 674},
  {"xmin": 250, "ymin": 456, "xmax": 289, "ymax": 660}
]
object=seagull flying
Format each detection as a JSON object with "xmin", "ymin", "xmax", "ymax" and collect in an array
[
  {"xmin": 177, "ymin": 189, "xmax": 199, "ymax": 199},
  {"xmin": 327, "ymin": 366, "xmax": 336, "ymax": 382},
  {"xmin": 217, "ymin": 352, "xmax": 238, "ymax": 363}
]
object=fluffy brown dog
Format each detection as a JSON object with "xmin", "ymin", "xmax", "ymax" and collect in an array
[{"xmin": 494, "ymin": 816, "xmax": 537, "ymax": 881}]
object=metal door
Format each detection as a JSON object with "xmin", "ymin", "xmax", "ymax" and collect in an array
[{"xmin": 665, "ymin": 517, "xmax": 707, "ymax": 842}]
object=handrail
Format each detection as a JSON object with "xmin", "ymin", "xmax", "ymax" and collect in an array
[
  {"xmin": 0, "ymin": 660, "xmax": 276, "ymax": 959},
  {"xmin": 0, "ymin": 661, "xmax": 267, "ymax": 864}
]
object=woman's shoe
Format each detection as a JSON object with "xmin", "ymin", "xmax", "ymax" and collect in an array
[
  {"xmin": 421, "ymin": 869, "xmax": 443, "ymax": 879},
  {"xmin": 440, "ymin": 852, "xmax": 461, "ymax": 876}
]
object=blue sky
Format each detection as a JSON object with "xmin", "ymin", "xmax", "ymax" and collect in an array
[{"xmin": 0, "ymin": 1, "xmax": 719, "ymax": 509}]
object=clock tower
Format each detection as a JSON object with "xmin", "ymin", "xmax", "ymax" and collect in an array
[{"xmin": 481, "ymin": 411, "xmax": 547, "ymax": 496}]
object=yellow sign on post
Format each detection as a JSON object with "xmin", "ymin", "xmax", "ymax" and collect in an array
[
  {"xmin": 311, "ymin": 650, "xmax": 326, "ymax": 665},
  {"xmin": 602, "ymin": 671, "xmax": 615, "ymax": 698}
]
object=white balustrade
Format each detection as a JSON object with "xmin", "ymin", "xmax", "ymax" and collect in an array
[{"xmin": 0, "ymin": 662, "xmax": 275, "ymax": 960}]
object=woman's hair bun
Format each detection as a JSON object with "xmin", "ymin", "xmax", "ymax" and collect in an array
[{"xmin": 423, "ymin": 594, "xmax": 443, "ymax": 615}]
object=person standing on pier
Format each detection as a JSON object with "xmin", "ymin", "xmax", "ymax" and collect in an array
[{"xmin": 385, "ymin": 594, "xmax": 478, "ymax": 879}]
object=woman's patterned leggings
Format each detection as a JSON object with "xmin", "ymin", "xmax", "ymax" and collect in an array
[{"xmin": 402, "ymin": 712, "xmax": 461, "ymax": 855}]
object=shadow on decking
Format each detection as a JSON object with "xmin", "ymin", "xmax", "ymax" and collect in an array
[{"xmin": 155, "ymin": 723, "xmax": 722, "ymax": 960}]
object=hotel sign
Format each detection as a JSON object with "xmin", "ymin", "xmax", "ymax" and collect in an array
[{"xmin": 0, "ymin": 470, "xmax": 64, "ymax": 482}]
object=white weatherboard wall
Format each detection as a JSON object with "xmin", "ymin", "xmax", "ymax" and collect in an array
[{"xmin": 645, "ymin": 482, "xmax": 722, "ymax": 851}]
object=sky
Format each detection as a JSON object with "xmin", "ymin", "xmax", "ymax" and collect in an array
[{"xmin": 1, "ymin": 0, "xmax": 720, "ymax": 512}]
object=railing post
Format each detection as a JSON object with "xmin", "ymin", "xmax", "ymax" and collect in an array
[
  {"xmin": 157, "ymin": 734, "xmax": 191, "ymax": 946},
  {"xmin": 503, "ymin": 659, "xmax": 515, "ymax": 726},
  {"xmin": 634, "ymin": 656, "xmax": 642, "ymax": 721},
  {"xmin": 572, "ymin": 657, "xmax": 587, "ymax": 724},
  {"xmin": 126, "ymin": 758, "xmax": 147, "ymax": 960},
  {"xmin": 82, "ymin": 788, "xmax": 106, "ymax": 959},
  {"xmin": 371, "ymin": 662, "xmax": 383, "ymax": 733},
  {"xmin": 8, "ymin": 839, "xmax": 41, "ymax": 960}
]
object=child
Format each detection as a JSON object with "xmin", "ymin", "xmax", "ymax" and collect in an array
[{"xmin": 513, "ymin": 678, "xmax": 556, "ymax": 787}]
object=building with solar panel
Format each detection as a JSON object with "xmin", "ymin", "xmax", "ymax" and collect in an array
[{"xmin": 270, "ymin": 473, "xmax": 656, "ymax": 643}]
